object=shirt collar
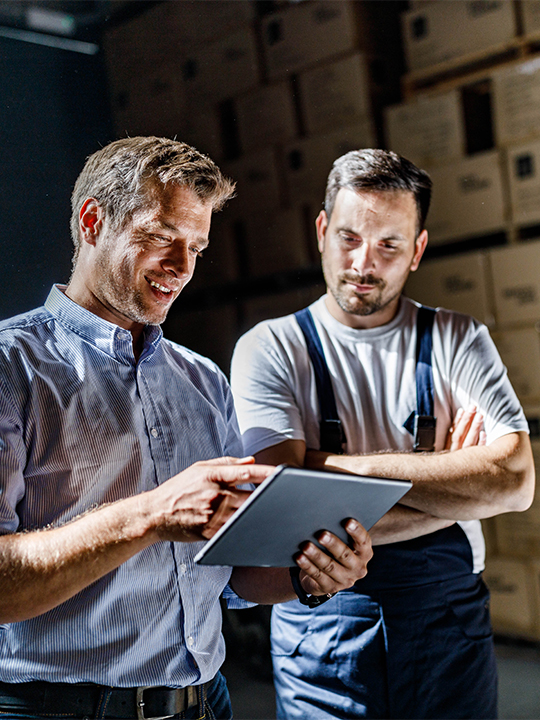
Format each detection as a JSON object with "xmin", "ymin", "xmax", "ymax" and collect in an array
[{"xmin": 45, "ymin": 284, "xmax": 163, "ymax": 361}]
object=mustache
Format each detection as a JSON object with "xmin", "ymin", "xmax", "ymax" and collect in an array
[{"xmin": 341, "ymin": 273, "xmax": 385, "ymax": 287}]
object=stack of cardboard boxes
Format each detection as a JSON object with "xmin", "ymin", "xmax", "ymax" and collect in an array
[
  {"xmin": 103, "ymin": 0, "xmax": 401, "ymax": 370},
  {"xmin": 393, "ymin": 0, "xmax": 540, "ymax": 640}
]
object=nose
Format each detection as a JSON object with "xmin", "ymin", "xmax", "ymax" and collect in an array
[
  {"xmin": 351, "ymin": 242, "xmax": 375, "ymax": 276},
  {"xmin": 161, "ymin": 241, "xmax": 193, "ymax": 280}
]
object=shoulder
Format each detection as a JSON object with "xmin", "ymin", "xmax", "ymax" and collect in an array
[
  {"xmin": 0, "ymin": 306, "xmax": 54, "ymax": 358},
  {"xmin": 0, "ymin": 306, "xmax": 52, "ymax": 335},
  {"xmin": 236, "ymin": 299, "xmax": 325, "ymax": 352},
  {"xmin": 160, "ymin": 337, "xmax": 233, "ymax": 398},
  {"xmin": 402, "ymin": 296, "xmax": 484, "ymax": 339}
]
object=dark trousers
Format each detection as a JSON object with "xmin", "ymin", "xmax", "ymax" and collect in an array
[{"xmin": 272, "ymin": 574, "xmax": 497, "ymax": 719}]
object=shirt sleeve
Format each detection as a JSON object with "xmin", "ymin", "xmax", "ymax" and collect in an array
[
  {"xmin": 221, "ymin": 582, "xmax": 257, "ymax": 609},
  {"xmin": 0, "ymin": 376, "xmax": 27, "ymax": 534},
  {"xmin": 231, "ymin": 322, "xmax": 309, "ymax": 457}
]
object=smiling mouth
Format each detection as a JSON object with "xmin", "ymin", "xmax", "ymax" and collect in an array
[{"xmin": 148, "ymin": 278, "xmax": 173, "ymax": 294}]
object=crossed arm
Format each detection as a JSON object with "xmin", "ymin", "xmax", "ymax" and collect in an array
[
  {"xmin": 255, "ymin": 407, "xmax": 535, "ymax": 546},
  {"xmin": 0, "ymin": 457, "xmax": 372, "ymax": 623}
]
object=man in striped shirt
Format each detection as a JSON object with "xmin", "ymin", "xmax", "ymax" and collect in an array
[{"xmin": 0, "ymin": 137, "xmax": 372, "ymax": 720}]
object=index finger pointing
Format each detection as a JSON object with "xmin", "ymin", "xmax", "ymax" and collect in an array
[{"xmin": 207, "ymin": 463, "xmax": 276, "ymax": 486}]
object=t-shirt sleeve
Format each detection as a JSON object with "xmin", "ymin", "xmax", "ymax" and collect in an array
[
  {"xmin": 231, "ymin": 323, "xmax": 308, "ymax": 456},
  {"xmin": 445, "ymin": 320, "xmax": 529, "ymax": 443}
]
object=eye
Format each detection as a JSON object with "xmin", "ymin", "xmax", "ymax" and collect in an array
[
  {"xmin": 339, "ymin": 232, "xmax": 359, "ymax": 244},
  {"xmin": 189, "ymin": 245, "xmax": 204, "ymax": 258},
  {"xmin": 152, "ymin": 234, "xmax": 171, "ymax": 244}
]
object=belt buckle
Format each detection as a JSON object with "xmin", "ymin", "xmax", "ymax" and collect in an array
[{"xmin": 135, "ymin": 686, "xmax": 176, "ymax": 720}]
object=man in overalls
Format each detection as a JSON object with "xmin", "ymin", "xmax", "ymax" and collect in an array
[{"xmin": 231, "ymin": 149, "xmax": 535, "ymax": 719}]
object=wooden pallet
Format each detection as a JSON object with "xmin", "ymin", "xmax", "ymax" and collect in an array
[{"xmin": 402, "ymin": 33, "xmax": 540, "ymax": 98}]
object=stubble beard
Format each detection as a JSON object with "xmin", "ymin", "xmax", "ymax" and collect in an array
[
  {"xmin": 326, "ymin": 270, "xmax": 391, "ymax": 317},
  {"xmin": 95, "ymin": 250, "xmax": 169, "ymax": 327}
]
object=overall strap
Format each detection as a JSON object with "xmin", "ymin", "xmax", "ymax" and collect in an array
[
  {"xmin": 294, "ymin": 308, "xmax": 346, "ymax": 454},
  {"xmin": 413, "ymin": 305, "xmax": 437, "ymax": 452}
]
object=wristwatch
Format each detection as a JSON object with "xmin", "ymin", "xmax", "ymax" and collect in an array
[{"xmin": 289, "ymin": 567, "xmax": 337, "ymax": 608}]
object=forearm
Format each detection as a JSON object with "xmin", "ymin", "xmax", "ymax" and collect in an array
[
  {"xmin": 0, "ymin": 493, "xmax": 156, "ymax": 623},
  {"xmin": 306, "ymin": 432, "xmax": 534, "ymax": 521},
  {"xmin": 370, "ymin": 504, "xmax": 455, "ymax": 545},
  {"xmin": 229, "ymin": 567, "xmax": 296, "ymax": 604},
  {"xmin": 0, "ymin": 458, "xmax": 272, "ymax": 624}
]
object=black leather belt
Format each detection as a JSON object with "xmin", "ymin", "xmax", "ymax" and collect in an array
[{"xmin": 0, "ymin": 678, "xmax": 211, "ymax": 719}]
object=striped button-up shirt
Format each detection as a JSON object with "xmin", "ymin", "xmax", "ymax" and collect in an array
[{"xmin": 0, "ymin": 285, "xmax": 248, "ymax": 687}]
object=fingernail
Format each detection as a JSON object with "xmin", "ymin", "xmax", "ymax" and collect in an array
[{"xmin": 467, "ymin": 403, "xmax": 476, "ymax": 412}]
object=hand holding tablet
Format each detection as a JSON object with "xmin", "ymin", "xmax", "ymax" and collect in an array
[{"xmin": 195, "ymin": 465, "xmax": 411, "ymax": 567}]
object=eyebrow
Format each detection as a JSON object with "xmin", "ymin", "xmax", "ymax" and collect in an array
[
  {"xmin": 337, "ymin": 226, "xmax": 408, "ymax": 242},
  {"xmin": 143, "ymin": 219, "xmax": 210, "ymax": 249}
]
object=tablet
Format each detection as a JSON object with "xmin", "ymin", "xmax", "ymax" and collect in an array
[{"xmin": 194, "ymin": 465, "xmax": 411, "ymax": 567}]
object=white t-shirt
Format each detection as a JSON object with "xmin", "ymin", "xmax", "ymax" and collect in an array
[{"xmin": 231, "ymin": 294, "xmax": 528, "ymax": 573}]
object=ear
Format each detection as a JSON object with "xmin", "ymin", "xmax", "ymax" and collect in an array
[
  {"xmin": 410, "ymin": 229, "xmax": 428, "ymax": 272},
  {"xmin": 316, "ymin": 209, "xmax": 328, "ymax": 255},
  {"xmin": 79, "ymin": 198, "xmax": 104, "ymax": 247}
]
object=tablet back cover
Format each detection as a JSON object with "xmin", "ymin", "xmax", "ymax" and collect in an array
[{"xmin": 195, "ymin": 466, "xmax": 411, "ymax": 567}]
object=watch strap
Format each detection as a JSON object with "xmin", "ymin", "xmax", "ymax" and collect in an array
[{"xmin": 289, "ymin": 567, "xmax": 336, "ymax": 609}]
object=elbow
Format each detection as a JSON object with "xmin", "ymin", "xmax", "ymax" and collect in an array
[{"xmin": 503, "ymin": 465, "xmax": 536, "ymax": 513}]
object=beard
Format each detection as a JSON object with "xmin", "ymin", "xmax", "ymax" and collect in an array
[
  {"xmin": 326, "ymin": 270, "xmax": 401, "ymax": 317},
  {"xmin": 94, "ymin": 248, "xmax": 170, "ymax": 327}
]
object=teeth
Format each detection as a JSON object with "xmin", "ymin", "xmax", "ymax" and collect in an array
[{"xmin": 149, "ymin": 280, "xmax": 172, "ymax": 293}]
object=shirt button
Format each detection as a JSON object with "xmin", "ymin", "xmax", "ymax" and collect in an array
[
  {"xmin": 187, "ymin": 636, "xmax": 194, "ymax": 647},
  {"xmin": 150, "ymin": 427, "xmax": 158, "ymax": 438},
  {"xmin": 179, "ymin": 563, "xmax": 187, "ymax": 575}
]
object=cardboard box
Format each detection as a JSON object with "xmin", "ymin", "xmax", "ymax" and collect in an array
[
  {"xmin": 402, "ymin": 1, "xmax": 517, "ymax": 74},
  {"xmin": 523, "ymin": 404, "xmax": 540, "ymax": 455},
  {"xmin": 484, "ymin": 557, "xmax": 538, "ymax": 637},
  {"xmin": 103, "ymin": 3, "xmax": 176, "ymax": 77},
  {"xmin": 527, "ymin": 560, "xmax": 540, "ymax": 639},
  {"xmin": 261, "ymin": 1, "xmax": 371, "ymax": 80},
  {"xmin": 298, "ymin": 53, "xmax": 372, "ymax": 136},
  {"xmin": 489, "ymin": 241, "xmax": 540, "ymax": 326},
  {"xmin": 180, "ymin": 27, "xmax": 260, "ymax": 103},
  {"xmin": 404, "ymin": 251, "xmax": 493, "ymax": 325},
  {"xmin": 426, "ymin": 151, "xmax": 506, "ymax": 245},
  {"xmin": 283, "ymin": 121, "xmax": 376, "ymax": 206},
  {"xmin": 492, "ymin": 327, "xmax": 540, "ymax": 403},
  {"xmin": 384, "ymin": 90, "xmax": 465, "ymax": 168},
  {"xmin": 521, "ymin": 0, "xmax": 540, "ymax": 38},
  {"xmin": 494, "ymin": 405, "xmax": 540, "ymax": 558},
  {"xmin": 241, "ymin": 207, "xmax": 311, "ymax": 277},
  {"xmin": 179, "ymin": 99, "xmax": 224, "ymax": 162},
  {"xmin": 507, "ymin": 139, "xmax": 540, "ymax": 226},
  {"xmin": 222, "ymin": 148, "xmax": 282, "ymax": 217},
  {"xmin": 482, "ymin": 517, "xmax": 499, "ymax": 559},
  {"xmin": 109, "ymin": 64, "xmax": 185, "ymax": 139},
  {"xmin": 166, "ymin": 0, "xmax": 255, "ymax": 46},
  {"xmin": 495, "ymin": 502, "xmax": 540, "ymax": 559},
  {"xmin": 492, "ymin": 58, "xmax": 540, "ymax": 145},
  {"xmin": 235, "ymin": 82, "xmax": 298, "ymax": 154}
]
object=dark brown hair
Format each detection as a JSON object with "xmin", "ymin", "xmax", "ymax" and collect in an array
[{"xmin": 324, "ymin": 148, "xmax": 432, "ymax": 233}]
